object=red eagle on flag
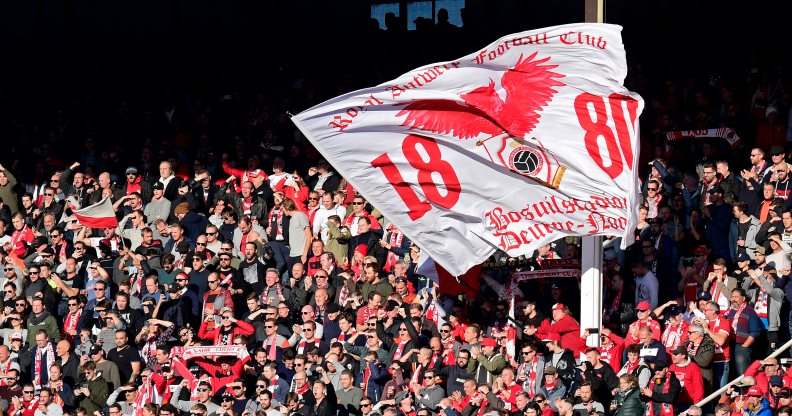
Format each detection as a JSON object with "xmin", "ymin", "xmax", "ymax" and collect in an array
[{"xmin": 396, "ymin": 52, "xmax": 568, "ymax": 188}]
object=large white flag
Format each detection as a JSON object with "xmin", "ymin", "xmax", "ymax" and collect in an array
[{"xmin": 292, "ymin": 23, "xmax": 643, "ymax": 276}]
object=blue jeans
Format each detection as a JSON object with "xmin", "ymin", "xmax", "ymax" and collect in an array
[
  {"xmin": 268, "ymin": 241, "xmax": 290, "ymax": 276},
  {"xmin": 713, "ymin": 361, "xmax": 729, "ymax": 391},
  {"xmin": 734, "ymin": 344, "xmax": 752, "ymax": 376}
]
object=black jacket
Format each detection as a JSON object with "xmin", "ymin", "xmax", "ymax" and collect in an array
[{"xmin": 643, "ymin": 373, "xmax": 681, "ymax": 416}]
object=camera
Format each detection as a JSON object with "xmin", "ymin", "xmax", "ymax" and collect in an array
[{"xmin": 681, "ymin": 257, "xmax": 693, "ymax": 268}]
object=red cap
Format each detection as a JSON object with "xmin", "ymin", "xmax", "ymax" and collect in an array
[
  {"xmin": 693, "ymin": 246, "xmax": 708, "ymax": 256},
  {"xmin": 249, "ymin": 169, "xmax": 263, "ymax": 178},
  {"xmin": 542, "ymin": 332, "xmax": 561, "ymax": 342},
  {"xmin": 636, "ymin": 301, "xmax": 651, "ymax": 311},
  {"xmin": 354, "ymin": 244, "xmax": 368, "ymax": 256},
  {"xmin": 551, "ymin": 303, "xmax": 565, "ymax": 311},
  {"xmin": 480, "ymin": 338, "xmax": 497, "ymax": 348},
  {"xmin": 747, "ymin": 386, "xmax": 764, "ymax": 397}
]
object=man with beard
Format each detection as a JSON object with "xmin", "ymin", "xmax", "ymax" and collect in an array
[
  {"xmin": 239, "ymin": 242, "xmax": 268, "ymax": 293},
  {"xmin": 161, "ymin": 273, "xmax": 201, "ymax": 328},
  {"xmin": 437, "ymin": 349, "xmax": 472, "ymax": 396}
]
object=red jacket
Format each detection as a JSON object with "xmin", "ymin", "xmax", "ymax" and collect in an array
[
  {"xmin": 540, "ymin": 315, "xmax": 580, "ymax": 354},
  {"xmin": 580, "ymin": 332, "xmax": 624, "ymax": 372},
  {"xmin": 745, "ymin": 360, "xmax": 792, "ymax": 394},
  {"xmin": 198, "ymin": 319, "xmax": 255, "ymax": 346},
  {"xmin": 670, "ymin": 359, "xmax": 705, "ymax": 404},
  {"xmin": 625, "ymin": 318, "xmax": 662, "ymax": 345},
  {"xmin": 193, "ymin": 355, "xmax": 251, "ymax": 393}
]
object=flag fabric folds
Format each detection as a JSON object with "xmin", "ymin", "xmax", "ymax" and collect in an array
[
  {"xmin": 292, "ymin": 23, "xmax": 643, "ymax": 276},
  {"xmin": 73, "ymin": 197, "xmax": 119, "ymax": 229}
]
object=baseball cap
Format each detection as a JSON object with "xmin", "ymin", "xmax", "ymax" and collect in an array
[
  {"xmin": 755, "ymin": 246, "xmax": 767, "ymax": 255},
  {"xmin": 667, "ymin": 305, "xmax": 683, "ymax": 316},
  {"xmin": 770, "ymin": 375, "xmax": 784, "ymax": 386},
  {"xmin": 636, "ymin": 301, "xmax": 651, "ymax": 311},
  {"xmin": 736, "ymin": 376, "xmax": 756, "ymax": 387},
  {"xmin": 40, "ymin": 247, "xmax": 55, "ymax": 255},
  {"xmin": 480, "ymin": 338, "xmax": 497, "ymax": 348},
  {"xmin": 747, "ymin": 386, "xmax": 764, "ymax": 397},
  {"xmin": 551, "ymin": 303, "xmax": 565, "ymax": 311},
  {"xmin": 770, "ymin": 145, "xmax": 785, "ymax": 156},
  {"xmin": 394, "ymin": 390, "xmax": 410, "ymax": 403},
  {"xmin": 152, "ymin": 182, "xmax": 164, "ymax": 191},
  {"xmin": 125, "ymin": 166, "xmax": 138, "ymax": 175},
  {"xmin": 32, "ymin": 236, "xmax": 49, "ymax": 248},
  {"xmin": 544, "ymin": 366, "xmax": 557, "ymax": 375},
  {"xmin": 736, "ymin": 252, "xmax": 751, "ymax": 262},
  {"xmin": 89, "ymin": 345, "xmax": 103, "ymax": 355},
  {"xmin": 249, "ymin": 169, "xmax": 263, "ymax": 178},
  {"xmin": 542, "ymin": 332, "xmax": 561, "ymax": 342},
  {"xmin": 671, "ymin": 345, "xmax": 688, "ymax": 356},
  {"xmin": 10, "ymin": 334, "xmax": 23, "ymax": 342},
  {"xmin": 693, "ymin": 246, "xmax": 708, "ymax": 256},
  {"xmin": 326, "ymin": 303, "xmax": 340, "ymax": 314},
  {"xmin": 696, "ymin": 289, "xmax": 712, "ymax": 302}
]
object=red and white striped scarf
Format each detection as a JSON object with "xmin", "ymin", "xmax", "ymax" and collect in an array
[
  {"xmin": 134, "ymin": 380, "xmax": 161, "ymax": 416},
  {"xmin": 410, "ymin": 364, "xmax": 423, "ymax": 386},
  {"xmin": 520, "ymin": 357, "xmax": 539, "ymax": 396},
  {"xmin": 63, "ymin": 309, "xmax": 82, "ymax": 340},
  {"xmin": 338, "ymin": 329, "xmax": 357, "ymax": 343},
  {"xmin": 755, "ymin": 291, "xmax": 769, "ymax": 319},
  {"xmin": 34, "ymin": 343, "xmax": 55, "ymax": 388},
  {"xmin": 241, "ymin": 198, "xmax": 253, "ymax": 215},
  {"xmin": 261, "ymin": 285, "xmax": 284, "ymax": 306},
  {"xmin": 297, "ymin": 338, "xmax": 320, "ymax": 354},
  {"xmin": 268, "ymin": 375, "xmax": 279, "ymax": 393},
  {"xmin": 268, "ymin": 206, "xmax": 285, "ymax": 240},
  {"xmin": 393, "ymin": 340, "xmax": 409, "ymax": 361},
  {"xmin": 338, "ymin": 284, "xmax": 350, "ymax": 306}
]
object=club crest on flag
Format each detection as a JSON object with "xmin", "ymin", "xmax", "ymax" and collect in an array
[{"xmin": 396, "ymin": 52, "xmax": 567, "ymax": 188}]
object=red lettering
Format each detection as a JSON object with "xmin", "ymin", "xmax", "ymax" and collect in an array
[
  {"xmin": 372, "ymin": 135, "xmax": 461, "ymax": 221},
  {"xmin": 575, "ymin": 93, "xmax": 639, "ymax": 179}
]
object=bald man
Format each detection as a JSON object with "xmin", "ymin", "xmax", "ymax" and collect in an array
[{"xmin": 55, "ymin": 340, "xmax": 80, "ymax": 386}]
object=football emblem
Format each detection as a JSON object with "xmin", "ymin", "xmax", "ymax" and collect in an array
[{"xmin": 510, "ymin": 147, "xmax": 543, "ymax": 175}]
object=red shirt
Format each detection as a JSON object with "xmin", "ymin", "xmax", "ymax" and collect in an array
[
  {"xmin": 670, "ymin": 359, "xmax": 705, "ymax": 404},
  {"xmin": 708, "ymin": 317, "xmax": 732, "ymax": 362},
  {"xmin": 626, "ymin": 319, "xmax": 662, "ymax": 345}
]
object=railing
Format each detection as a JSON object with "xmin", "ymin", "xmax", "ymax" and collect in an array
[{"xmin": 695, "ymin": 337, "xmax": 792, "ymax": 407}]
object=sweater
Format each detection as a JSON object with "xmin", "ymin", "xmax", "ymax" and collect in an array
[{"xmin": 669, "ymin": 359, "xmax": 705, "ymax": 404}]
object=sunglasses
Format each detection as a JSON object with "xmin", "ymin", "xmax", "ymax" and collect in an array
[
  {"xmin": 197, "ymin": 388, "xmax": 209, "ymax": 392},
  {"xmin": 29, "ymin": 271, "xmax": 40, "ymax": 275},
  {"xmin": 352, "ymin": 202, "xmax": 364, "ymax": 205},
  {"xmin": 256, "ymin": 384, "xmax": 267, "ymax": 388},
  {"xmin": 4, "ymin": 268, "xmax": 13, "ymax": 272},
  {"xmin": 647, "ymin": 188, "xmax": 657, "ymax": 191},
  {"xmin": 361, "ymin": 404, "xmax": 372, "ymax": 407},
  {"xmin": 232, "ymin": 386, "xmax": 243, "ymax": 390},
  {"xmin": 440, "ymin": 329, "xmax": 450, "ymax": 333},
  {"xmin": 68, "ymin": 303, "xmax": 79, "ymax": 306},
  {"xmin": 175, "ymin": 278, "xmax": 186, "ymax": 282},
  {"xmin": 23, "ymin": 390, "xmax": 35, "ymax": 394},
  {"xmin": 265, "ymin": 325, "xmax": 274, "ymax": 329},
  {"xmin": 205, "ymin": 232, "xmax": 216, "ymax": 236},
  {"xmin": 16, "ymin": 303, "xmax": 26, "ymax": 307},
  {"xmin": 196, "ymin": 242, "xmax": 207, "ymax": 246},
  {"xmin": 208, "ymin": 280, "xmax": 218, "ymax": 284}
]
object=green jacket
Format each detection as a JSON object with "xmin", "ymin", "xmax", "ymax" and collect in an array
[
  {"xmin": 615, "ymin": 388, "xmax": 644, "ymax": 416},
  {"xmin": 0, "ymin": 168, "xmax": 19, "ymax": 215},
  {"xmin": 343, "ymin": 344, "xmax": 391, "ymax": 367},
  {"xmin": 325, "ymin": 222, "xmax": 350, "ymax": 264},
  {"xmin": 78, "ymin": 375, "xmax": 109, "ymax": 415},
  {"xmin": 26, "ymin": 311, "xmax": 61, "ymax": 347},
  {"xmin": 467, "ymin": 352, "xmax": 506, "ymax": 384}
]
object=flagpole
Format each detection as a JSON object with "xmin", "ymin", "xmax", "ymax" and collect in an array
[{"xmin": 580, "ymin": 0, "xmax": 606, "ymax": 349}]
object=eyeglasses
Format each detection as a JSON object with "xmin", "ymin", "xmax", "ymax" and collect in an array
[
  {"xmin": 440, "ymin": 329, "xmax": 450, "ymax": 333},
  {"xmin": 352, "ymin": 202, "xmax": 364, "ymax": 205},
  {"xmin": 94, "ymin": 287, "xmax": 106, "ymax": 291},
  {"xmin": 232, "ymin": 386, "xmax": 243, "ymax": 390},
  {"xmin": 196, "ymin": 242, "xmax": 207, "ymax": 246},
  {"xmin": 175, "ymin": 278, "xmax": 186, "ymax": 282},
  {"xmin": 367, "ymin": 322, "xmax": 376, "ymax": 327},
  {"xmin": 399, "ymin": 328, "xmax": 407, "ymax": 331},
  {"xmin": 50, "ymin": 179, "xmax": 59, "ymax": 183},
  {"xmin": 523, "ymin": 351, "xmax": 534, "ymax": 355},
  {"xmin": 23, "ymin": 390, "xmax": 34, "ymax": 394},
  {"xmin": 45, "ymin": 193, "xmax": 54, "ymax": 196},
  {"xmin": 68, "ymin": 302, "xmax": 79, "ymax": 306},
  {"xmin": 15, "ymin": 303, "xmax": 26, "ymax": 307},
  {"xmin": 302, "ymin": 311, "xmax": 312, "ymax": 315},
  {"xmin": 51, "ymin": 234, "xmax": 61, "ymax": 238},
  {"xmin": 208, "ymin": 280, "xmax": 218, "ymax": 284},
  {"xmin": 206, "ymin": 232, "xmax": 216, "ymax": 236},
  {"xmin": 265, "ymin": 325, "xmax": 274, "ymax": 329},
  {"xmin": 256, "ymin": 384, "xmax": 267, "ymax": 388},
  {"xmin": 361, "ymin": 404, "xmax": 372, "ymax": 408},
  {"xmin": 4, "ymin": 268, "xmax": 13, "ymax": 272},
  {"xmin": 315, "ymin": 275, "xmax": 327, "ymax": 279},
  {"xmin": 4, "ymin": 290, "xmax": 13, "ymax": 293},
  {"xmin": 29, "ymin": 271, "xmax": 40, "ymax": 275},
  {"xmin": 179, "ymin": 332, "xmax": 189, "ymax": 337},
  {"xmin": 88, "ymin": 266, "xmax": 98, "ymax": 270},
  {"xmin": 647, "ymin": 188, "xmax": 657, "ymax": 192},
  {"xmin": 197, "ymin": 388, "xmax": 209, "ymax": 392},
  {"xmin": 303, "ymin": 328, "xmax": 313, "ymax": 332}
]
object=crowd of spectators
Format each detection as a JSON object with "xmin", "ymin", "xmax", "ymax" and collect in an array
[{"xmin": 2, "ymin": 12, "xmax": 792, "ymax": 416}]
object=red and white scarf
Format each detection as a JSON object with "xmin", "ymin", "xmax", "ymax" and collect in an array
[
  {"xmin": 268, "ymin": 206, "xmax": 285, "ymax": 241},
  {"xmin": 393, "ymin": 340, "xmax": 409, "ymax": 361},
  {"xmin": 442, "ymin": 339, "xmax": 456, "ymax": 366},
  {"xmin": 294, "ymin": 381, "xmax": 310, "ymax": 397},
  {"xmin": 63, "ymin": 309, "xmax": 82, "ymax": 340},
  {"xmin": 410, "ymin": 364, "xmax": 423, "ymax": 386},
  {"xmin": 34, "ymin": 343, "xmax": 55, "ymax": 388},
  {"xmin": 362, "ymin": 365, "xmax": 371, "ymax": 396},
  {"xmin": 297, "ymin": 338, "xmax": 320, "ymax": 354},
  {"xmin": 261, "ymin": 284, "xmax": 284, "ymax": 306},
  {"xmin": 268, "ymin": 375, "xmax": 280, "ymax": 393},
  {"xmin": 338, "ymin": 284, "xmax": 350, "ymax": 306},
  {"xmin": 265, "ymin": 336, "xmax": 279, "ymax": 361},
  {"xmin": 241, "ymin": 198, "xmax": 254, "ymax": 215},
  {"xmin": 646, "ymin": 375, "xmax": 675, "ymax": 416},
  {"xmin": 755, "ymin": 291, "xmax": 769, "ymax": 319},
  {"xmin": 731, "ymin": 303, "xmax": 747, "ymax": 332},
  {"xmin": 338, "ymin": 329, "xmax": 357, "ymax": 343},
  {"xmin": 520, "ymin": 357, "xmax": 539, "ymax": 395},
  {"xmin": 134, "ymin": 380, "xmax": 161, "ymax": 416},
  {"xmin": 661, "ymin": 322, "xmax": 687, "ymax": 351}
]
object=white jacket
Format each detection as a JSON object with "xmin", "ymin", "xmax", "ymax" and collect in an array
[{"xmin": 312, "ymin": 204, "xmax": 347, "ymax": 243}]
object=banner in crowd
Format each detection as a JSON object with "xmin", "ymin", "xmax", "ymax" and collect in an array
[
  {"xmin": 72, "ymin": 197, "xmax": 119, "ymax": 228},
  {"xmin": 292, "ymin": 23, "xmax": 643, "ymax": 276},
  {"xmin": 180, "ymin": 345, "xmax": 250, "ymax": 360},
  {"xmin": 664, "ymin": 127, "xmax": 741, "ymax": 153}
]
